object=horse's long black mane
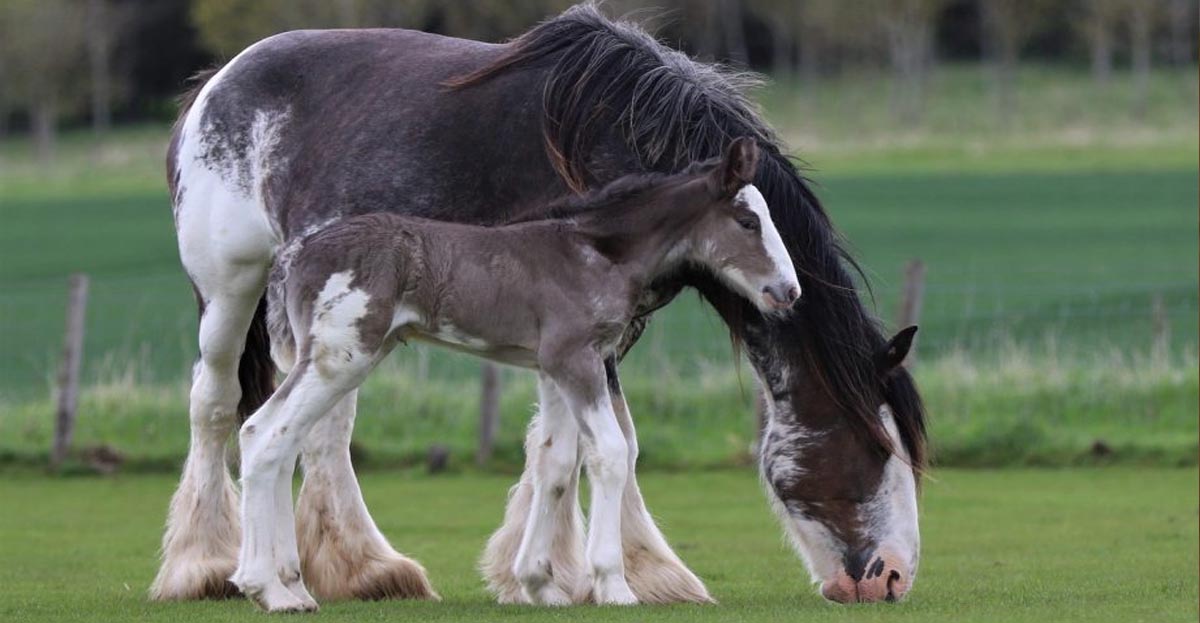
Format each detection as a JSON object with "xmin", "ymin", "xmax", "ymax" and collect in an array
[{"xmin": 451, "ymin": 4, "xmax": 927, "ymax": 471}]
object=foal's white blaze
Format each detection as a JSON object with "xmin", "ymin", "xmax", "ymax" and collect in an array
[{"xmin": 737, "ymin": 184, "xmax": 799, "ymax": 294}]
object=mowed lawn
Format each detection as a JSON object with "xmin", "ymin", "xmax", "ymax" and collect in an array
[{"xmin": 0, "ymin": 468, "xmax": 1195, "ymax": 623}]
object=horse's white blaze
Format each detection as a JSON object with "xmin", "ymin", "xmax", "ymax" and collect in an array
[
  {"xmin": 860, "ymin": 406, "xmax": 920, "ymax": 578},
  {"xmin": 310, "ymin": 271, "xmax": 372, "ymax": 372},
  {"xmin": 737, "ymin": 184, "xmax": 799, "ymax": 294}
]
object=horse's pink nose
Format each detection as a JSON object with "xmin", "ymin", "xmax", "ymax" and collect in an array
[{"xmin": 819, "ymin": 552, "xmax": 911, "ymax": 603}]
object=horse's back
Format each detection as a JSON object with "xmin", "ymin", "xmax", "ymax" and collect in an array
[{"xmin": 172, "ymin": 27, "xmax": 555, "ymax": 252}]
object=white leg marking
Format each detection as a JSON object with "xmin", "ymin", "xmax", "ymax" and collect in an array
[
  {"xmin": 512, "ymin": 378, "xmax": 582, "ymax": 606},
  {"xmin": 563, "ymin": 387, "xmax": 636, "ymax": 605}
]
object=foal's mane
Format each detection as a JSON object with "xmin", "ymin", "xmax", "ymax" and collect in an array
[
  {"xmin": 449, "ymin": 4, "xmax": 927, "ymax": 472},
  {"xmin": 504, "ymin": 160, "xmax": 713, "ymax": 226}
]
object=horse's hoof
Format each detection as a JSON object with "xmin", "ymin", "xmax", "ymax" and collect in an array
[
  {"xmin": 625, "ymin": 552, "xmax": 715, "ymax": 604},
  {"xmin": 150, "ymin": 557, "xmax": 242, "ymax": 601}
]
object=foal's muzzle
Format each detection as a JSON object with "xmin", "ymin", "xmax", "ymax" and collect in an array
[{"xmin": 761, "ymin": 282, "xmax": 800, "ymax": 310}]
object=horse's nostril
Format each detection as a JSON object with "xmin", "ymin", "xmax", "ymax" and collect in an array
[{"xmin": 885, "ymin": 570, "xmax": 902, "ymax": 602}]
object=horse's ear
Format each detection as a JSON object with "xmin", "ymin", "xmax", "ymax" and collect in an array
[
  {"xmin": 711, "ymin": 136, "xmax": 760, "ymax": 197},
  {"xmin": 876, "ymin": 326, "xmax": 918, "ymax": 375}
]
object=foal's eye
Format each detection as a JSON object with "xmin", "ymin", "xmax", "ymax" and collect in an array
[{"xmin": 737, "ymin": 215, "xmax": 760, "ymax": 232}]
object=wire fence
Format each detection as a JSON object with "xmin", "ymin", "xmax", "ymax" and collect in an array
[{"xmin": 1, "ymin": 262, "xmax": 1196, "ymax": 402}]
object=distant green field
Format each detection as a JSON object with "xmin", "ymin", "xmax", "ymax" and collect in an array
[
  {"xmin": 0, "ymin": 469, "xmax": 1196, "ymax": 623},
  {"xmin": 1, "ymin": 167, "xmax": 1195, "ymax": 400}
]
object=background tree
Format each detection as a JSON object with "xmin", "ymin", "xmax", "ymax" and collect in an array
[
  {"xmin": 875, "ymin": 0, "xmax": 950, "ymax": 123},
  {"xmin": 1079, "ymin": 0, "xmax": 1123, "ymax": 87},
  {"xmin": 979, "ymin": 0, "xmax": 1053, "ymax": 126},
  {"xmin": 0, "ymin": 0, "xmax": 87, "ymax": 164},
  {"xmin": 1127, "ymin": 0, "xmax": 1161, "ymax": 120}
]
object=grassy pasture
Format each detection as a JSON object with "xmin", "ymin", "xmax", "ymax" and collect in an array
[
  {"xmin": 0, "ymin": 66, "xmax": 1196, "ymax": 469},
  {"xmin": 0, "ymin": 468, "xmax": 1196, "ymax": 623},
  {"xmin": 1, "ymin": 166, "xmax": 1195, "ymax": 399}
]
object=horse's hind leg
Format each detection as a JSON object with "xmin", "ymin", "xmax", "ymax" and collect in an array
[
  {"xmin": 151, "ymin": 271, "xmax": 267, "ymax": 600},
  {"xmin": 609, "ymin": 371, "xmax": 714, "ymax": 604},
  {"xmin": 295, "ymin": 389, "xmax": 439, "ymax": 601}
]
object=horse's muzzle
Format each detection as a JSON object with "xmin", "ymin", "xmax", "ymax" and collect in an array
[{"xmin": 820, "ymin": 549, "xmax": 912, "ymax": 603}]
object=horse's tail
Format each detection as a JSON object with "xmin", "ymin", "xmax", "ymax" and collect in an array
[
  {"xmin": 174, "ymin": 66, "xmax": 220, "ymax": 132},
  {"xmin": 237, "ymin": 296, "xmax": 276, "ymax": 422},
  {"xmin": 190, "ymin": 287, "xmax": 276, "ymax": 423}
]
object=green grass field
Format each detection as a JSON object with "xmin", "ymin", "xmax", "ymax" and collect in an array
[{"xmin": 0, "ymin": 469, "xmax": 1195, "ymax": 622}]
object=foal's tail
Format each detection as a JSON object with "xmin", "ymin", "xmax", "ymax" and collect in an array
[{"xmin": 191, "ymin": 289, "xmax": 276, "ymax": 422}]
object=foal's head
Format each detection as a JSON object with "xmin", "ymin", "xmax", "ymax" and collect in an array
[{"xmin": 673, "ymin": 137, "xmax": 800, "ymax": 314}]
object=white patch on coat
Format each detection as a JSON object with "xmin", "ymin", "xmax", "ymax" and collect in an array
[
  {"xmin": 754, "ymin": 367, "xmax": 842, "ymax": 587},
  {"xmin": 736, "ymin": 184, "xmax": 800, "ymax": 294},
  {"xmin": 309, "ymin": 271, "xmax": 373, "ymax": 372}
]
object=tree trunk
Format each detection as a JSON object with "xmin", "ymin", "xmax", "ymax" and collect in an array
[
  {"xmin": 770, "ymin": 20, "xmax": 794, "ymax": 78},
  {"xmin": 87, "ymin": 0, "xmax": 112, "ymax": 138},
  {"xmin": 1089, "ymin": 22, "xmax": 1113, "ymax": 86},
  {"xmin": 1130, "ymin": 1, "xmax": 1153, "ymax": 120},
  {"xmin": 799, "ymin": 29, "xmax": 820, "ymax": 87},
  {"xmin": 32, "ymin": 97, "xmax": 57, "ymax": 166},
  {"xmin": 1167, "ymin": 0, "xmax": 1193, "ymax": 65},
  {"xmin": 720, "ymin": 0, "xmax": 749, "ymax": 65}
]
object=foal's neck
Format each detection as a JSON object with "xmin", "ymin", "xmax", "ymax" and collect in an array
[{"xmin": 572, "ymin": 185, "xmax": 703, "ymax": 285}]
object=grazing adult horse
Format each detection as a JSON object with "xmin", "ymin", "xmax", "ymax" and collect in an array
[
  {"xmin": 154, "ymin": 4, "xmax": 926, "ymax": 607},
  {"xmin": 239, "ymin": 141, "xmax": 800, "ymax": 611}
]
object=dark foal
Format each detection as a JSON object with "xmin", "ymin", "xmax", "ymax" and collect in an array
[{"xmin": 233, "ymin": 138, "xmax": 798, "ymax": 612}]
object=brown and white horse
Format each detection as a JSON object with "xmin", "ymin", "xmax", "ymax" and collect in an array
[{"xmin": 154, "ymin": 4, "xmax": 926, "ymax": 608}]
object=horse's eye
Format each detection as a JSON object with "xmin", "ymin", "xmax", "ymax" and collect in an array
[{"xmin": 738, "ymin": 215, "xmax": 760, "ymax": 232}]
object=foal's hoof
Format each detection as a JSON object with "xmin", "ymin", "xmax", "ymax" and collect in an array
[
  {"xmin": 236, "ymin": 577, "xmax": 318, "ymax": 613},
  {"xmin": 592, "ymin": 576, "xmax": 639, "ymax": 606}
]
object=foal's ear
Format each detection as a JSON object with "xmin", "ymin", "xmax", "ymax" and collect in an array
[
  {"xmin": 711, "ymin": 136, "xmax": 760, "ymax": 197},
  {"xmin": 875, "ymin": 326, "xmax": 918, "ymax": 375}
]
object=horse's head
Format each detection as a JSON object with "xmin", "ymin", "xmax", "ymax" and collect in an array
[
  {"xmin": 676, "ymin": 138, "xmax": 800, "ymax": 313},
  {"xmin": 752, "ymin": 324, "xmax": 924, "ymax": 603}
]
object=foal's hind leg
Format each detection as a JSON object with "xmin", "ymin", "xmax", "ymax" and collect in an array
[
  {"xmin": 151, "ymin": 271, "xmax": 266, "ymax": 600},
  {"xmin": 296, "ymin": 389, "xmax": 439, "ymax": 601},
  {"xmin": 609, "ymin": 372, "xmax": 714, "ymax": 604}
]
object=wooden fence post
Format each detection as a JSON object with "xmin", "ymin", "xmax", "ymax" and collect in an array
[
  {"xmin": 1151, "ymin": 293, "xmax": 1169, "ymax": 361},
  {"xmin": 52, "ymin": 274, "xmax": 89, "ymax": 469},
  {"xmin": 476, "ymin": 363, "xmax": 501, "ymax": 466},
  {"xmin": 896, "ymin": 259, "xmax": 926, "ymax": 366}
]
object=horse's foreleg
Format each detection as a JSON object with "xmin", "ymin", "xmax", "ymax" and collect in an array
[
  {"xmin": 295, "ymin": 390, "xmax": 438, "ymax": 601},
  {"xmin": 151, "ymin": 284, "xmax": 264, "ymax": 601},
  {"xmin": 609, "ymin": 371, "xmax": 714, "ymax": 604},
  {"xmin": 481, "ymin": 395, "xmax": 585, "ymax": 604},
  {"xmin": 508, "ymin": 378, "xmax": 586, "ymax": 605}
]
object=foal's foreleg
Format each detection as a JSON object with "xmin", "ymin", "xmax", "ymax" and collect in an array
[
  {"xmin": 608, "ymin": 373, "xmax": 714, "ymax": 604},
  {"xmin": 296, "ymin": 390, "xmax": 438, "ymax": 601},
  {"xmin": 509, "ymin": 378, "xmax": 586, "ymax": 605},
  {"xmin": 545, "ymin": 357, "xmax": 637, "ymax": 605}
]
